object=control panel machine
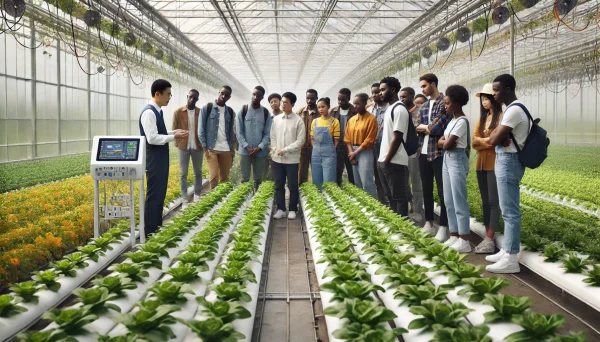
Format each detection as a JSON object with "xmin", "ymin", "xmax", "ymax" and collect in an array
[{"xmin": 91, "ymin": 136, "xmax": 147, "ymax": 245}]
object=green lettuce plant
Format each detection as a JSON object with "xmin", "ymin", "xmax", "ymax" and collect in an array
[
  {"xmin": 137, "ymin": 242, "xmax": 169, "ymax": 258},
  {"xmin": 165, "ymin": 264, "xmax": 200, "ymax": 282},
  {"xmin": 437, "ymin": 261, "xmax": 485, "ymax": 285},
  {"xmin": 123, "ymin": 251, "xmax": 162, "ymax": 269},
  {"xmin": 42, "ymin": 308, "xmax": 97, "ymax": 336},
  {"xmin": 196, "ymin": 297, "xmax": 251, "ymax": 323},
  {"xmin": 110, "ymin": 263, "xmax": 149, "ymax": 283},
  {"xmin": 332, "ymin": 322, "xmax": 407, "ymax": 342},
  {"xmin": 50, "ymin": 260, "xmax": 78, "ymax": 277},
  {"xmin": 16, "ymin": 329, "xmax": 77, "ymax": 342},
  {"xmin": 583, "ymin": 265, "xmax": 600, "ymax": 286},
  {"xmin": 561, "ymin": 253, "xmax": 593, "ymax": 273},
  {"xmin": 32, "ymin": 270, "xmax": 61, "ymax": 292},
  {"xmin": 117, "ymin": 300, "xmax": 179, "ymax": 341},
  {"xmin": 174, "ymin": 252, "xmax": 210, "ymax": 271},
  {"xmin": 63, "ymin": 252, "xmax": 89, "ymax": 269},
  {"xmin": 91, "ymin": 276, "xmax": 137, "ymax": 297},
  {"xmin": 457, "ymin": 277, "xmax": 510, "ymax": 302},
  {"xmin": 545, "ymin": 331, "xmax": 588, "ymax": 342},
  {"xmin": 506, "ymin": 312, "xmax": 565, "ymax": 341},
  {"xmin": 91, "ymin": 236, "xmax": 115, "ymax": 251},
  {"xmin": 78, "ymin": 245, "xmax": 105, "ymax": 263},
  {"xmin": 72, "ymin": 287, "xmax": 120, "ymax": 314},
  {"xmin": 148, "ymin": 281, "xmax": 194, "ymax": 304},
  {"xmin": 482, "ymin": 294, "xmax": 532, "ymax": 323},
  {"xmin": 0, "ymin": 294, "xmax": 28, "ymax": 317},
  {"xmin": 210, "ymin": 283, "xmax": 252, "ymax": 302},
  {"xmin": 408, "ymin": 299, "xmax": 472, "ymax": 330},
  {"xmin": 320, "ymin": 281, "xmax": 385, "ymax": 302},
  {"xmin": 543, "ymin": 243, "xmax": 567, "ymax": 263},
  {"xmin": 323, "ymin": 261, "xmax": 370, "ymax": 283},
  {"xmin": 10, "ymin": 281, "xmax": 46, "ymax": 303},
  {"xmin": 431, "ymin": 323, "xmax": 492, "ymax": 342},
  {"xmin": 324, "ymin": 298, "xmax": 397, "ymax": 326},
  {"xmin": 393, "ymin": 284, "xmax": 452, "ymax": 306},
  {"xmin": 183, "ymin": 318, "xmax": 245, "ymax": 342}
]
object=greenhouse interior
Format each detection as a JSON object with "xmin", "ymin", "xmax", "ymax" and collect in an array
[{"xmin": 1, "ymin": 0, "xmax": 600, "ymax": 341}]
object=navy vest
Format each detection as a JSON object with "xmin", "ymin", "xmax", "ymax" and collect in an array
[{"xmin": 139, "ymin": 104, "xmax": 169, "ymax": 153}]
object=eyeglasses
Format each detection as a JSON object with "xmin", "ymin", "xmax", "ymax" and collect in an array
[{"xmin": 162, "ymin": 92, "xmax": 173, "ymax": 98}]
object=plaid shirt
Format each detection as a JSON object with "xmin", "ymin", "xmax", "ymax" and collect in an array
[{"xmin": 418, "ymin": 93, "xmax": 451, "ymax": 161}]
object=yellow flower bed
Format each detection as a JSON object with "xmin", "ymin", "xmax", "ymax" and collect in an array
[{"xmin": 0, "ymin": 163, "xmax": 199, "ymax": 288}]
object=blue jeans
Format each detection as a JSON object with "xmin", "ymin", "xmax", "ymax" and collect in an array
[
  {"xmin": 442, "ymin": 149, "xmax": 470, "ymax": 236},
  {"xmin": 178, "ymin": 148, "xmax": 204, "ymax": 197},
  {"xmin": 312, "ymin": 155, "xmax": 336, "ymax": 190},
  {"xmin": 240, "ymin": 154, "xmax": 267, "ymax": 189},
  {"xmin": 495, "ymin": 151, "xmax": 525, "ymax": 254},
  {"xmin": 352, "ymin": 146, "xmax": 376, "ymax": 198}
]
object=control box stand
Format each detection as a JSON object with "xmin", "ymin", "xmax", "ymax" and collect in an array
[{"xmin": 91, "ymin": 136, "xmax": 147, "ymax": 246}]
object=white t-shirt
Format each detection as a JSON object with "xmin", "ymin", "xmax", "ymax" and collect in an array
[
  {"xmin": 214, "ymin": 105, "xmax": 230, "ymax": 151},
  {"xmin": 421, "ymin": 100, "xmax": 435, "ymax": 154},
  {"xmin": 444, "ymin": 117, "xmax": 469, "ymax": 149},
  {"xmin": 378, "ymin": 101, "xmax": 409, "ymax": 166},
  {"xmin": 187, "ymin": 109, "xmax": 197, "ymax": 150},
  {"xmin": 499, "ymin": 100, "xmax": 529, "ymax": 153},
  {"xmin": 340, "ymin": 108, "xmax": 349, "ymax": 116}
]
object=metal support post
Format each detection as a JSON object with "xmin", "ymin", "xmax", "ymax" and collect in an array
[
  {"xmin": 130, "ymin": 180, "xmax": 136, "ymax": 246},
  {"xmin": 87, "ymin": 29, "xmax": 92, "ymax": 150},
  {"xmin": 30, "ymin": 20, "xmax": 37, "ymax": 158},
  {"xmin": 106, "ymin": 67, "xmax": 110, "ymax": 135},
  {"xmin": 94, "ymin": 180, "xmax": 100, "ymax": 237},
  {"xmin": 509, "ymin": 15, "xmax": 515, "ymax": 76},
  {"xmin": 57, "ymin": 40, "xmax": 62, "ymax": 154},
  {"xmin": 139, "ymin": 177, "xmax": 146, "ymax": 243}
]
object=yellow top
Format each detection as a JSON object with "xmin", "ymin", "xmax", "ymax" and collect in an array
[{"xmin": 310, "ymin": 116, "xmax": 340, "ymax": 139}]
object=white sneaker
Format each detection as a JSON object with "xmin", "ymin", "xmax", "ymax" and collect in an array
[
  {"xmin": 443, "ymin": 236, "xmax": 459, "ymax": 247},
  {"xmin": 434, "ymin": 226, "xmax": 449, "ymax": 242},
  {"xmin": 193, "ymin": 194, "xmax": 200, "ymax": 202},
  {"xmin": 288, "ymin": 211, "xmax": 296, "ymax": 220},
  {"xmin": 274, "ymin": 210, "xmax": 286, "ymax": 219},
  {"xmin": 450, "ymin": 238, "xmax": 472, "ymax": 253},
  {"xmin": 181, "ymin": 198, "xmax": 189, "ymax": 209},
  {"xmin": 485, "ymin": 248, "xmax": 506, "ymax": 263},
  {"xmin": 422, "ymin": 221, "xmax": 436, "ymax": 235},
  {"xmin": 486, "ymin": 253, "xmax": 520, "ymax": 274}
]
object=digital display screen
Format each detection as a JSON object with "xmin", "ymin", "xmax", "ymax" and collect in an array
[{"xmin": 97, "ymin": 139, "xmax": 140, "ymax": 161}]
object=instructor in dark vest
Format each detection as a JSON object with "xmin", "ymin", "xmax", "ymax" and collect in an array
[{"xmin": 139, "ymin": 79, "xmax": 188, "ymax": 237}]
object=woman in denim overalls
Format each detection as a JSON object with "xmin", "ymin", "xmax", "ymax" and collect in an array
[{"xmin": 311, "ymin": 98, "xmax": 340, "ymax": 190}]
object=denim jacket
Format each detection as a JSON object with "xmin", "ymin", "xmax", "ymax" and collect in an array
[
  {"xmin": 199, "ymin": 102, "xmax": 235, "ymax": 151},
  {"xmin": 236, "ymin": 105, "xmax": 272, "ymax": 158}
]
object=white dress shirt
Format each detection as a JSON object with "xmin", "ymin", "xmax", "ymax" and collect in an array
[
  {"xmin": 140, "ymin": 102, "xmax": 174, "ymax": 145},
  {"xmin": 214, "ymin": 105, "xmax": 230, "ymax": 151},
  {"xmin": 270, "ymin": 112, "xmax": 306, "ymax": 164},
  {"xmin": 187, "ymin": 109, "xmax": 197, "ymax": 150}
]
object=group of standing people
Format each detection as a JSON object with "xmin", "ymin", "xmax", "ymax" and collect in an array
[{"xmin": 140, "ymin": 72, "xmax": 531, "ymax": 275}]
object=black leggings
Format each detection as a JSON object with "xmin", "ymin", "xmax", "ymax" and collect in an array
[{"xmin": 419, "ymin": 154, "xmax": 448, "ymax": 226}]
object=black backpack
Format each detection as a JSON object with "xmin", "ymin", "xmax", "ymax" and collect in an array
[
  {"xmin": 507, "ymin": 103, "xmax": 550, "ymax": 169},
  {"xmin": 241, "ymin": 104, "xmax": 269, "ymax": 122},
  {"xmin": 390, "ymin": 103, "xmax": 419, "ymax": 156}
]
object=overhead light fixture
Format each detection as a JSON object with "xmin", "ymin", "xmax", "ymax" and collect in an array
[{"xmin": 97, "ymin": 66, "xmax": 105, "ymax": 73}]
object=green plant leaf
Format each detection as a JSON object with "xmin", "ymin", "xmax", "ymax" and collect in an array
[
  {"xmin": 482, "ymin": 294, "xmax": 532, "ymax": 323},
  {"xmin": 457, "ymin": 277, "xmax": 510, "ymax": 302},
  {"xmin": 431, "ymin": 323, "xmax": 492, "ymax": 342},
  {"xmin": 408, "ymin": 299, "xmax": 472, "ymax": 330},
  {"xmin": 10, "ymin": 281, "xmax": 45, "ymax": 303},
  {"xmin": 196, "ymin": 297, "xmax": 252, "ymax": 323},
  {"xmin": 183, "ymin": 318, "xmax": 245, "ymax": 341},
  {"xmin": 324, "ymin": 298, "xmax": 397, "ymax": 326},
  {"xmin": 506, "ymin": 312, "xmax": 565, "ymax": 341},
  {"xmin": 148, "ymin": 281, "xmax": 194, "ymax": 304},
  {"xmin": 0, "ymin": 294, "xmax": 28, "ymax": 317},
  {"xmin": 42, "ymin": 308, "xmax": 97, "ymax": 335}
]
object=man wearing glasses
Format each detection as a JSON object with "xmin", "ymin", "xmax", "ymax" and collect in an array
[
  {"xmin": 199, "ymin": 86, "xmax": 236, "ymax": 189},
  {"xmin": 139, "ymin": 79, "xmax": 188, "ymax": 237}
]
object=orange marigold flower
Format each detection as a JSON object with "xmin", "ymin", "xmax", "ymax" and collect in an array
[{"xmin": 10, "ymin": 258, "xmax": 19, "ymax": 267}]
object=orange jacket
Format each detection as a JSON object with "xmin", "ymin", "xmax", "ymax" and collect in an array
[
  {"xmin": 472, "ymin": 112, "xmax": 502, "ymax": 171},
  {"xmin": 172, "ymin": 106, "xmax": 202, "ymax": 150}
]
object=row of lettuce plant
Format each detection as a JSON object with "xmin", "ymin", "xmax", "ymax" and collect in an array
[
  {"xmin": 301, "ymin": 183, "xmax": 406, "ymax": 342},
  {"xmin": 438, "ymin": 172, "xmax": 600, "ymax": 290},
  {"xmin": 11, "ymin": 182, "xmax": 240, "ymax": 341},
  {"xmin": 333, "ymin": 183, "xmax": 586, "ymax": 342},
  {"xmin": 184, "ymin": 181, "xmax": 275, "ymax": 342},
  {"xmin": 102, "ymin": 182, "xmax": 254, "ymax": 341}
]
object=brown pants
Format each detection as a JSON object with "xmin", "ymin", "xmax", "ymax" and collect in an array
[
  {"xmin": 206, "ymin": 150, "xmax": 234, "ymax": 189},
  {"xmin": 299, "ymin": 147, "xmax": 312, "ymax": 184}
]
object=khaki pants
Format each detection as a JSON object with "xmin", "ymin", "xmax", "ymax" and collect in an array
[{"xmin": 206, "ymin": 150, "xmax": 234, "ymax": 189}]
